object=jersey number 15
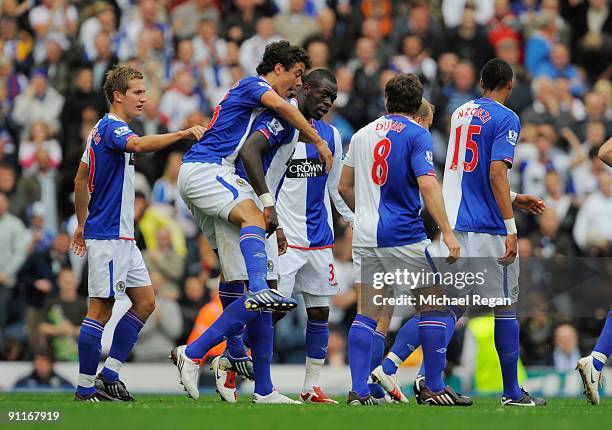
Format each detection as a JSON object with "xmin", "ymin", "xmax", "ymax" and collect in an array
[{"xmin": 450, "ymin": 125, "xmax": 481, "ymax": 172}]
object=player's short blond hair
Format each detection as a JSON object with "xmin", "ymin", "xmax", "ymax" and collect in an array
[
  {"xmin": 103, "ymin": 65, "xmax": 144, "ymax": 104},
  {"xmin": 416, "ymin": 98, "xmax": 435, "ymax": 119}
]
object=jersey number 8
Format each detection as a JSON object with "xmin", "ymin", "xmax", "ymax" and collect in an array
[
  {"xmin": 450, "ymin": 125, "xmax": 481, "ymax": 172},
  {"xmin": 371, "ymin": 138, "xmax": 392, "ymax": 185}
]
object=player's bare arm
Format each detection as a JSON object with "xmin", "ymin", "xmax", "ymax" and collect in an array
[
  {"xmin": 261, "ymin": 90, "xmax": 333, "ymax": 172},
  {"xmin": 238, "ymin": 131, "xmax": 278, "ymax": 236},
  {"xmin": 490, "ymin": 160, "xmax": 517, "ymax": 265},
  {"xmin": 599, "ymin": 137, "xmax": 612, "ymax": 167},
  {"xmin": 71, "ymin": 161, "xmax": 89, "ymax": 257},
  {"xmin": 513, "ymin": 193, "xmax": 546, "ymax": 214},
  {"xmin": 125, "ymin": 125, "xmax": 206, "ymax": 153},
  {"xmin": 338, "ymin": 165, "xmax": 355, "ymax": 212},
  {"xmin": 416, "ymin": 175, "xmax": 460, "ymax": 264}
]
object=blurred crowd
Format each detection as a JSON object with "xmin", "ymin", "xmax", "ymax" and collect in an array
[{"xmin": 0, "ymin": 0, "xmax": 610, "ymax": 380}]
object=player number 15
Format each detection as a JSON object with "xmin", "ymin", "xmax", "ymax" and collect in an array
[{"xmin": 450, "ymin": 125, "xmax": 481, "ymax": 172}]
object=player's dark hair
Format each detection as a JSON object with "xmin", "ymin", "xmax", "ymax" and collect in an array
[
  {"xmin": 481, "ymin": 58, "xmax": 514, "ymax": 91},
  {"xmin": 256, "ymin": 40, "xmax": 311, "ymax": 75},
  {"xmin": 103, "ymin": 65, "xmax": 144, "ymax": 104},
  {"xmin": 302, "ymin": 68, "xmax": 336, "ymax": 88},
  {"xmin": 385, "ymin": 73, "xmax": 423, "ymax": 115}
]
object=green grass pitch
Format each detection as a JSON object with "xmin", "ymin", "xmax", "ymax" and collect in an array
[{"xmin": 0, "ymin": 393, "xmax": 609, "ymax": 430}]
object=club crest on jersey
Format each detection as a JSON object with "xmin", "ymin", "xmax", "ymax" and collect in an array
[
  {"xmin": 113, "ymin": 126, "xmax": 131, "ymax": 137},
  {"xmin": 507, "ymin": 129, "xmax": 518, "ymax": 145},
  {"xmin": 236, "ymin": 178, "xmax": 247, "ymax": 187},
  {"xmin": 116, "ymin": 281, "xmax": 125, "ymax": 292},
  {"xmin": 426, "ymin": 150, "xmax": 434, "ymax": 165},
  {"xmin": 266, "ymin": 118, "xmax": 284, "ymax": 136},
  {"xmin": 286, "ymin": 158, "xmax": 325, "ymax": 178},
  {"xmin": 267, "ymin": 260, "xmax": 274, "ymax": 272}
]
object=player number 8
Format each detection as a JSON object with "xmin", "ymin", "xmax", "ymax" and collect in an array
[{"xmin": 371, "ymin": 138, "xmax": 392, "ymax": 185}]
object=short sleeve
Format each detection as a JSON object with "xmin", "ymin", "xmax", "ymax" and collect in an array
[
  {"xmin": 343, "ymin": 134, "xmax": 357, "ymax": 168},
  {"xmin": 240, "ymin": 78, "xmax": 273, "ymax": 106},
  {"xmin": 491, "ymin": 113, "xmax": 520, "ymax": 167},
  {"xmin": 411, "ymin": 130, "xmax": 436, "ymax": 177},
  {"xmin": 253, "ymin": 111, "xmax": 293, "ymax": 147},
  {"xmin": 108, "ymin": 121, "xmax": 138, "ymax": 152}
]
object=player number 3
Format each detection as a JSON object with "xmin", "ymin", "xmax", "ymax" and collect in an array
[{"xmin": 371, "ymin": 138, "xmax": 392, "ymax": 185}]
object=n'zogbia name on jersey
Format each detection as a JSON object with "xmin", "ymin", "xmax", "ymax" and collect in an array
[{"xmin": 286, "ymin": 158, "xmax": 326, "ymax": 178}]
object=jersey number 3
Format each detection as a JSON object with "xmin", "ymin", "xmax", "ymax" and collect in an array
[
  {"xmin": 450, "ymin": 125, "xmax": 481, "ymax": 172},
  {"xmin": 371, "ymin": 138, "xmax": 392, "ymax": 185}
]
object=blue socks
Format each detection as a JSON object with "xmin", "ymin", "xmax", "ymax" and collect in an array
[
  {"xmin": 247, "ymin": 311, "xmax": 274, "ymax": 396},
  {"xmin": 494, "ymin": 309, "xmax": 522, "ymax": 400},
  {"xmin": 239, "ymin": 226, "xmax": 268, "ymax": 292},
  {"xmin": 77, "ymin": 318, "xmax": 105, "ymax": 396},
  {"xmin": 419, "ymin": 311, "xmax": 448, "ymax": 392},
  {"xmin": 348, "ymin": 314, "xmax": 376, "ymax": 397},
  {"xmin": 383, "ymin": 315, "xmax": 420, "ymax": 375},
  {"xmin": 369, "ymin": 330, "xmax": 387, "ymax": 399},
  {"xmin": 185, "ymin": 296, "xmax": 257, "ymax": 360},
  {"xmin": 219, "ymin": 282, "xmax": 248, "ymax": 359},
  {"xmin": 101, "ymin": 310, "xmax": 144, "ymax": 382},
  {"xmin": 592, "ymin": 309, "xmax": 612, "ymax": 371},
  {"xmin": 306, "ymin": 319, "xmax": 329, "ymax": 360}
]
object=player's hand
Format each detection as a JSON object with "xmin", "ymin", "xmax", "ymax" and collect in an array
[
  {"xmin": 71, "ymin": 226, "xmax": 87, "ymax": 257},
  {"xmin": 181, "ymin": 125, "xmax": 207, "ymax": 141},
  {"xmin": 317, "ymin": 142, "xmax": 333, "ymax": 173},
  {"xmin": 263, "ymin": 206, "xmax": 278, "ymax": 237},
  {"xmin": 442, "ymin": 231, "xmax": 461, "ymax": 264},
  {"xmin": 276, "ymin": 228, "xmax": 288, "ymax": 256},
  {"xmin": 513, "ymin": 194, "xmax": 546, "ymax": 214},
  {"xmin": 498, "ymin": 233, "xmax": 518, "ymax": 266}
]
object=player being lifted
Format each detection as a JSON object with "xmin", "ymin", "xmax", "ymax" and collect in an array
[
  {"xmin": 239, "ymin": 68, "xmax": 353, "ymax": 403},
  {"xmin": 71, "ymin": 66, "xmax": 205, "ymax": 401},
  {"xmin": 370, "ymin": 100, "xmax": 545, "ymax": 404},
  {"xmin": 439, "ymin": 58, "xmax": 546, "ymax": 406},
  {"xmin": 576, "ymin": 136, "xmax": 612, "ymax": 405},
  {"xmin": 172, "ymin": 41, "xmax": 332, "ymax": 401},
  {"xmin": 338, "ymin": 74, "xmax": 471, "ymax": 406}
]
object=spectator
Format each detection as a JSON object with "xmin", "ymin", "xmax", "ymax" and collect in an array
[
  {"xmin": 223, "ymin": 0, "xmax": 276, "ymax": 44},
  {"xmin": 171, "ymin": 0, "xmax": 219, "ymax": 40},
  {"xmin": 120, "ymin": 0, "xmax": 172, "ymax": 62},
  {"xmin": 28, "ymin": 0, "xmax": 78, "ymax": 64},
  {"xmin": 524, "ymin": 10, "xmax": 558, "ymax": 76},
  {"xmin": 24, "ymin": 201, "xmax": 54, "ymax": 255},
  {"xmin": 38, "ymin": 268, "xmax": 86, "ymax": 361},
  {"xmin": 0, "ymin": 163, "xmax": 17, "ymax": 209},
  {"xmin": 132, "ymin": 271, "xmax": 183, "ymax": 362},
  {"xmin": 178, "ymin": 275, "xmax": 207, "ymax": 345},
  {"xmin": 0, "ymin": 54, "xmax": 27, "ymax": 101},
  {"xmin": 202, "ymin": 41, "xmax": 242, "ymax": 106},
  {"xmin": 152, "ymin": 151, "xmax": 182, "ymax": 208},
  {"xmin": 192, "ymin": 18, "xmax": 227, "ymax": 68},
  {"xmin": 391, "ymin": 34, "xmax": 437, "ymax": 88},
  {"xmin": 18, "ymin": 231, "xmax": 71, "ymax": 354},
  {"xmin": 13, "ymin": 352, "xmax": 73, "ymax": 389},
  {"xmin": 446, "ymin": 5, "xmax": 495, "ymax": 73},
  {"xmin": 565, "ymin": 125, "xmax": 605, "ymax": 201},
  {"xmin": 443, "ymin": 61, "xmax": 478, "ymax": 117},
  {"xmin": 35, "ymin": 38, "xmax": 70, "ymax": 95},
  {"xmin": 442, "ymin": 0, "xmax": 495, "ymax": 29},
  {"xmin": 487, "ymin": 0, "xmax": 521, "ymax": 51},
  {"xmin": 535, "ymin": 43, "xmax": 585, "ymax": 97},
  {"xmin": 274, "ymin": 0, "xmax": 319, "ymax": 46},
  {"xmin": 543, "ymin": 170, "xmax": 573, "ymax": 229},
  {"xmin": 90, "ymin": 31, "xmax": 119, "ymax": 92},
  {"xmin": 239, "ymin": 17, "xmax": 281, "ymax": 76},
  {"xmin": 302, "ymin": 8, "xmax": 349, "ymax": 66},
  {"xmin": 529, "ymin": 209, "xmax": 575, "ymax": 258},
  {"xmin": 573, "ymin": 171, "xmax": 612, "ymax": 256},
  {"xmin": 0, "ymin": 191, "xmax": 27, "ymax": 331},
  {"xmin": 360, "ymin": 18, "xmax": 394, "ymax": 66},
  {"xmin": 159, "ymin": 69, "xmax": 202, "ymax": 132},
  {"xmin": 14, "ymin": 148, "xmax": 60, "ymax": 233},
  {"xmin": 0, "ymin": 119, "xmax": 16, "ymax": 166},
  {"xmin": 393, "ymin": 1, "xmax": 444, "ymax": 59},
  {"xmin": 580, "ymin": 91, "xmax": 612, "ymax": 138},
  {"xmin": 521, "ymin": 77, "xmax": 576, "ymax": 129},
  {"xmin": 495, "ymin": 38, "xmax": 533, "ymax": 115},
  {"xmin": 553, "ymin": 324, "xmax": 581, "ymax": 372},
  {"xmin": 305, "ymin": 38, "xmax": 330, "ymax": 70},
  {"xmin": 350, "ymin": 37, "xmax": 383, "ymax": 126},
  {"xmin": 60, "ymin": 67, "xmax": 106, "ymax": 140},
  {"xmin": 143, "ymin": 227, "xmax": 185, "ymax": 298},
  {"xmin": 0, "ymin": 15, "xmax": 33, "ymax": 73},
  {"xmin": 18, "ymin": 121, "xmax": 61, "ymax": 173},
  {"xmin": 11, "ymin": 69, "xmax": 64, "ymax": 137},
  {"xmin": 187, "ymin": 277, "xmax": 224, "ymax": 358},
  {"xmin": 78, "ymin": 1, "xmax": 117, "ymax": 62}
]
